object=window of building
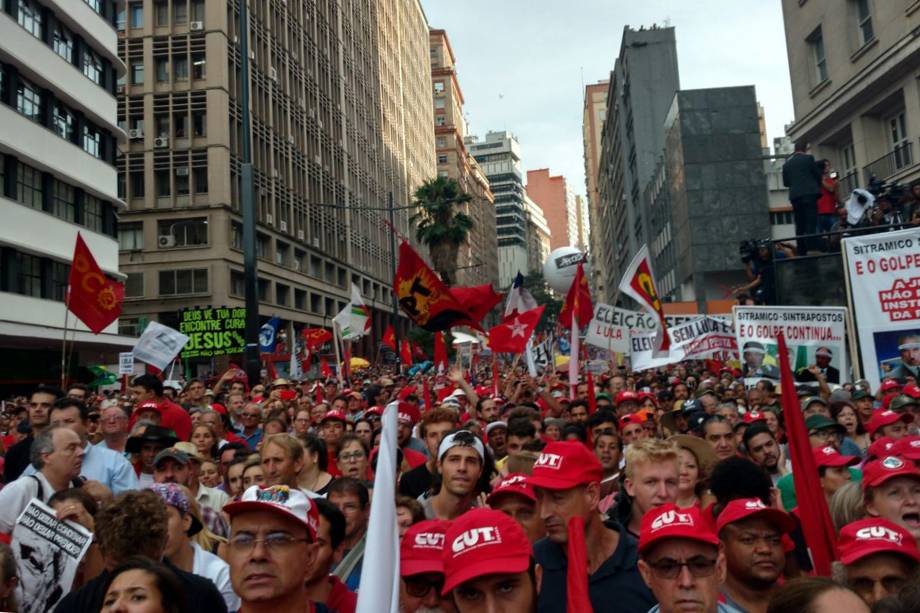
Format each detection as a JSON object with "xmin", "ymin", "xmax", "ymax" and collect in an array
[
  {"xmin": 51, "ymin": 180, "xmax": 75, "ymax": 222},
  {"xmin": 154, "ymin": 0, "xmax": 168, "ymax": 26},
  {"xmin": 155, "ymin": 58, "xmax": 168, "ymax": 82},
  {"xmin": 190, "ymin": 0, "xmax": 204, "ymax": 21},
  {"xmin": 53, "ymin": 23, "xmax": 74, "ymax": 63},
  {"xmin": 435, "ymin": 116, "xmax": 446, "ymax": 127},
  {"xmin": 293, "ymin": 249, "xmax": 305, "ymax": 272},
  {"xmin": 16, "ymin": 163, "xmax": 43, "ymax": 210},
  {"xmin": 433, "ymin": 81, "xmax": 444, "ymax": 94},
  {"xmin": 131, "ymin": 62, "xmax": 144, "ymax": 85},
  {"xmin": 191, "ymin": 54, "xmax": 206, "ymax": 79},
  {"xmin": 130, "ymin": 171, "xmax": 145, "ymax": 198},
  {"xmin": 437, "ymin": 154, "xmax": 448, "ymax": 165},
  {"xmin": 174, "ymin": 1, "xmax": 187, "ymax": 23},
  {"xmin": 807, "ymin": 27, "xmax": 827, "ymax": 84},
  {"xmin": 83, "ymin": 49, "xmax": 103, "ymax": 85},
  {"xmin": 53, "ymin": 102, "xmax": 75, "ymax": 141},
  {"xmin": 436, "ymin": 137, "xmax": 447, "ymax": 149},
  {"xmin": 294, "ymin": 289, "xmax": 306, "ymax": 310},
  {"xmin": 174, "ymin": 56, "xmax": 188, "ymax": 80},
  {"xmin": 115, "ymin": 1, "xmax": 126, "ymax": 31},
  {"xmin": 159, "ymin": 268, "xmax": 207, "ymax": 295},
  {"xmin": 887, "ymin": 110, "xmax": 911, "ymax": 169},
  {"xmin": 156, "ymin": 170, "xmax": 170, "ymax": 196},
  {"xmin": 258, "ymin": 279, "xmax": 269, "ymax": 301},
  {"xmin": 83, "ymin": 124, "xmax": 102, "ymax": 158},
  {"xmin": 174, "ymin": 112, "xmax": 187, "ymax": 138},
  {"xmin": 125, "ymin": 272, "xmax": 144, "ymax": 297},
  {"xmin": 855, "ymin": 0, "xmax": 874, "ymax": 46},
  {"xmin": 275, "ymin": 284, "xmax": 289, "ymax": 306},
  {"xmin": 256, "ymin": 233, "xmax": 270, "ymax": 259},
  {"xmin": 193, "ymin": 166, "xmax": 208, "ymax": 193},
  {"xmin": 158, "ymin": 217, "xmax": 206, "ymax": 247},
  {"xmin": 128, "ymin": 2, "xmax": 143, "ymax": 28},
  {"xmin": 437, "ymin": 170, "xmax": 449, "ymax": 178},
  {"xmin": 84, "ymin": 0, "xmax": 103, "ymax": 14},
  {"xmin": 175, "ymin": 167, "xmax": 189, "ymax": 195},
  {"xmin": 83, "ymin": 195, "xmax": 104, "ymax": 232},
  {"xmin": 230, "ymin": 270, "xmax": 244, "ymax": 297},
  {"xmin": 17, "ymin": 252, "xmax": 42, "ymax": 297},
  {"xmin": 434, "ymin": 97, "xmax": 446, "ymax": 110},
  {"xmin": 16, "ymin": 78, "xmax": 42, "ymax": 124},
  {"xmin": 119, "ymin": 222, "xmax": 144, "ymax": 250},
  {"xmin": 50, "ymin": 260, "xmax": 68, "ymax": 301},
  {"xmin": 17, "ymin": 0, "xmax": 43, "ymax": 39},
  {"xmin": 231, "ymin": 223, "xmax": 243, "ymax": 250},
  {"xmin": 276, "ymin": 241, "xmax": 289, "ymax": 266},
  {"xmin": 192, "ymin": 110, "xmax": 206, "ymax": 136},
  {"xmin": 154, "ymin": 114, "xmax": 169, "ymax": 137}
]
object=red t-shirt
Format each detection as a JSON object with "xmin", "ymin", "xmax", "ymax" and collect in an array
[
  {"xmin": 817, "ymin": 179, "xmax": 838, "ymax": 215},
  {"xmin": 326, "ymin": 575, "xmax": 357, "ymax": 613}
]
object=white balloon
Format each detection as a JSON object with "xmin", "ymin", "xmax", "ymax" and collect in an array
[{"xmin": 543, "ymin": 247, "xmax": 590, "ymax": 294}]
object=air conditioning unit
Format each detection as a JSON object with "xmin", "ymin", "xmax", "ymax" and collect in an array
[
  {"xmin": 175, "ymin": 166, "xmax": 189, "ymax": 176},
  {"xmin": 189, "ymin": 21, "xmax": 203, "ymax": 31},
  {"xmin": 128, "ymin": 128, "xmax": 144, "ymax": 140},
  {"xmin": 297, "ymin": 230, "xmax": 304, "ymax": 240},
  {"xmin": 249, "ymin": 50, "xmax": 255, "ymax": 61},
  {"xmin": 158, "ymin": 235, "xmax": 176, "ymax": 248},
  {"xmin": 154, "ymin": 137, "xmax": 169, "ymax": 148},
  {"xmin": 279, "ymin": 220, "xmax": 287, "ymax": 232},
  {"xmin": 311, "ymin": 237, "xmax": 320, "ymax": 248},
  {"xmin": 266, "ymin": 213, "xmax": 274, "ymax": 225},
  {"xmin": 269, "ymin": 67, "xmax": 278, "ymax": 81}
]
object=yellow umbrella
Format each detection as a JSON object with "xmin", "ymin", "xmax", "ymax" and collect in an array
[
  {"xmin": 554, "ymin": 355, "xmax": 570, "ymax": 367},
  {"xmin": 349, "ymin": 357, "xmax": 370, "ymax": 370}
]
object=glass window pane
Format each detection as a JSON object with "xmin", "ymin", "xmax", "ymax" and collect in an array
[{"xmin": 175, "ymin": 269, "xmax": 192, "ymax": 294}]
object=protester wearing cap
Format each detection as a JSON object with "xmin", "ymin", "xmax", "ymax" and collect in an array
[
  {"xmin": 615, "ymin": 389, "xmax": 641, "ymax": 417},
  {"xmin": 867, "ymin": 409, "xmax": 912, "ymax": 442},
  {"xmin": 532, "ymin": 441, "xmax": 655, "ymax": 612},
  {"xmin": 620, "ymin": 412, "xmax": 648, "ymax": 446},
  {"xmin": 441, "ymin": 508, "xmax": 538, "ymax": 613},
  {"xmin": 837, "ymin": 517, "xmax": 920, "ymax": 607},
  {"xmin": 134, "ymin": 399, "xmax": 164, "ymax": 424},
  {"xmin": 812, "ymin": 445, "xmax": 859, "ymax": 503},
  {"xmin": 716, "ymin": 498, "xmax": 794, "ymax": 613},
  {"xmin": 173, "ymin": 441, "xmax": 230, "ymax": 537},
  {"xmin": 149, "ymin": 482, "xmax": 239, "ymax": 610},
  {"xmin": 392, "ymin": 400, "xmax": 427, "ymax": 470},
  {"xmin": 805, "ymin": 414, "xmax": 846, "ymax": 451},
  {"xmin": 893, "ymin": 436, "xmax": 920, "ymax": 466},
  {"xmin": 398, "ymin": 519, "xmax": 452, "ymax": 613},
  {"xmin": 851, "ymin": 389, "xmax": 875, "ymax": 427},
  {"xmin": 153, "ymin": 447, "xmax": 193, "ymax": 487},
  {"xmin": 888, "ymin": 393, "xmax": 920, "ymax": 421},
  {"xmin": 862, "ymin": 456, "xmax": 920, "ymax": 546},
  {"xmin": 225, "ymin": 484, "xmax": 320, "ymax": 612},
  {"xmin": 637, "ymin": 504, "xmax": 737, "ymax": 613},
  {"xmin": 127, "ymin": 424, "xmax": 179, "ymax": 488},
  {"xmin": 487, "ymin": 473, "xmax": 544, "ymax": 543},
  {"xmin": 319, "ymin": 409, "xmax": 348, "ymax": 476},
  {"xmin": 485, "ymin": 420, "xmax": 508, "ymax": 460},
  {"xmin": 422, "ymin": 430, "xmax": 489, "ymax": 521}
]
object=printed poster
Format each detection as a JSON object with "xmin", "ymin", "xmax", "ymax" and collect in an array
[{"xmin": 630, "ymin": 316, "xmax": 738, "ymax": 372}]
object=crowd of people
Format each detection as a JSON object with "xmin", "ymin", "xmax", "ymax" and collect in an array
[{"xmin": 0, "ymin": 361, "xmax": 919, "ymax": 612}]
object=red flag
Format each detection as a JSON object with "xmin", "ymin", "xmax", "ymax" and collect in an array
[
  {"xmin": 394, "ymin": 241, "xmax": 481, "ymax": 331},
  {"xmin": 320, "ymin": 356, "xmax": 332, "ymax": 378},
  {"xmin": 303, "ymin": 328, "xmax": 333, "ymax": 349},
  {"xmin": 778, "ymin": 332, "xmax": 837, "ymax": 576},
  {"xmin": 587, "ymin": 370, "xmax": 597, "ymax": 414},
  {"xmin": 618, "ymin": 245, "xmax": 670, "ymax": 352},
  {"xmin": 558, "ymin": 263, "xmax": 592, "ymax": 329},
  {"xmin": 492, "ymin": 358, "xmax": 499, "ymax": 397},
  {"xmin": 343, "ymin": 344, "xmax": 352, "ymax": 381},
  {"xmin": 314, "ymin": 384, "xmax": 324, "ymax": 404},
  {"xmin": 488, "ymin": 306, "xmax": 545, "ymax": 354},
  {"xmin": 433, "ymin": 332, "xmax": 448, "ymax": 371},
  {"xmin": 400, "ymin": 339, "xmax": 412, "ymax": 365},
  {"xmin": 412, "ymin": 342, "xmax": 426, "ymax": 360},
  {"xmin": 422, "ymin": 377, "xmax": 432, "ymax": 411},
  {"xmin": 67, "ymin": 233, "xmax": 124, "ymax": 334},
  {"xmin": 381, "ymin": 324, "xmax": 396, "ymax": 350},
  {"xmin": 448, "ymin": 284, "xmax": 503, "ymax": 324},
  {"xmin": 566, "ymin": 516, "xmax": 591, "ymax": 611}
]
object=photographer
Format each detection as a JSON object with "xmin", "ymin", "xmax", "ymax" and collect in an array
[{"xmin": 732, "ymin": 240, "xmax": 785, "ymax": 305}]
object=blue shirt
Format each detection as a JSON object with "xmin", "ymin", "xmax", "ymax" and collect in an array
[
  {"xmin": 243, "ymin": 428, "xmax": 263, "ymax": 449},
  {"xmin": 25, "ymin": 442, "xmax": 138, "ymax": 494},
  {"xmin": 534, "ymin": 519, "xmax": 656, "ymax": 613}
]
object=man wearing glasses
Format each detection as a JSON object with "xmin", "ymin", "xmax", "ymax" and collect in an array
[
  {"xmin": 398, "ymin": 518, "xmax": 454, "ymax": 613},
  {"xmin": 225, "ymin": 484, "xmax": 321, "ymax": 613},
  {"xmin": 637, "ymin": 503, "xmax": 740, "ymax": 613},
  {"xmin": 239, "ymin": 402, "xmax": 265, "ymax": 448}
]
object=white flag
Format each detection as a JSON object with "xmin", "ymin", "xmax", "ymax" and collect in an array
[
  {"xmin": 132, "ymin": 322, "xmax": 189, "ymax": 371},
  {"xmin": 289, "ymin": 346, "xmax": 303, "ymax": 380},
  {"xmin": 355, "ymin": 402, "xmax": 400, "ymax": 613},
  {"xmin": 333, "ymin": 283, "xmax": 371, "ymax": 340}
]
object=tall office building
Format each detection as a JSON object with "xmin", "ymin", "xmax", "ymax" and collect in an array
[
  {"xmin": 781, "ymin": 0, "xmax": 920, "ymax": 192},
  {"xmin": 523, "ymin": 193, "xmax": 552, "ymax": 276},
  {"xmin": 467, "ymin": 130, "xmax": 527, "ymax": 288},
  {"xmin": 115, "ymin": 0, "xmax": 435, "ymax": 357},
  {"xmin": 526, "ymin": 168, "xmax": 577, "ymax": 251},
  {"xmin": 575, "ymin": 194, "xmax": 589, "ymax": 251},
  {"xmin": 429, "ymin": 28, "xmax": 496, "ymax": 288},
  {"xmin": 597, "ymin": 25, "xmax": 679, "ymax": 303},
  {"xmin": 582, "ymin": 79, "xmax": 607, "ymax": 293},
  {"xmin": 0, "ymin": 0, "xmax": 130, "ymax": 388}
]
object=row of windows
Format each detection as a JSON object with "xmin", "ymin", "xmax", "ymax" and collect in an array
[
  {"xmin": 0, "ymin": 246, "xmax": 75, "ymax": 302},
  {"xmin": 117, "ymin": 0, "xmax": 205, "ymax": 31},
  {"xmin": 126, "ymin": 53, "xmax": 206, "ymax": 86},
  {"xmin": 0, "ymin": 152, "xmax": 116, "ymax": 237},
  {"xmin": 117, "ymin": 217, "xmax": 207, "ymax": 250}
]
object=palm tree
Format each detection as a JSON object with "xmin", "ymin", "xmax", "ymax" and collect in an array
[{"xmin": 410, "ymin": 176, "xmax": 474, "ymax": 286}]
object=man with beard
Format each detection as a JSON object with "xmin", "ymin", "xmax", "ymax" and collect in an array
[
  {"xmin": 399, "ymin": 519, "xmax": 455, "ymax": 613},
  {"xmin": 421, "ymin": 431, "xmax": 486, "ymax": 521},
  {"xmin": 742, "ymin": 424, "xmax": 788, "ymax": 485},
  {"xmin": 717, "ymin": 498, "xmax": 795, "ymax": 613},
  {"xmin": 889, "ymin": 333, "xmax": 920, "ymax": 382}
]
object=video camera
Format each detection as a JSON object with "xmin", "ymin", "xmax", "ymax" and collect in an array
[
  {"xmin": 867, "ymin": 176, "xmax": 906, "ymax": 203},
  {"xmin": 739, "ymin": 239, "xmax": 772, "ymax": 264}
]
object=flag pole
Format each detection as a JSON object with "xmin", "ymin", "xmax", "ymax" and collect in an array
[
  {"xmin": 332, "ymin": 322, "xmax": 344, "ymax": 388},
  {"xmin": 60, "ymin": 287, "xmax": 70, "ymax": 387}
]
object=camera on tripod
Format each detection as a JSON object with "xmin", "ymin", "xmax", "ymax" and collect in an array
[
  {"xmin": 867, "ymin": 176, "xmax": 906, "ymax": 203},
  {"xmin": 739, "ymin": 239, "xmax": 771, "ymax": 264}
]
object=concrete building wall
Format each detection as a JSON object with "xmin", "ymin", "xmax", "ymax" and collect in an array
[
  {"xmin": 582, "ymin": 80, "xmax": 607, "ymax": 295},
  {"xmin": 524, "ymin": 193, "xmax": 552, "ymax": 276},
  {"xmin": 526, "ymin": 168, "xmax": 576, "ymax": 250}
]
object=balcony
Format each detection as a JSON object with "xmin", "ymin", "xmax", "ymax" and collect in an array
[{"xmin": 863, "ymin": 141, "xmax": 913, "ymax": 183}]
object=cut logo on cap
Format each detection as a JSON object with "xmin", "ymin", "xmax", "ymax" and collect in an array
[
  {"xmin": 534, "ymin": 453, "xmax": 563, "ymax": 470},
  {"xmin": 744, "ymin": 500, "xmax": 768, "ymax": 510},
  {"xmin": 500, "ymin": 475, "xmax": 527, "ymax": 487},
  {"xmin": 413, "ymin": 532, "xmax": 445, "ymax": 550},
  {"xmin": 651, "ymin": 509, "xmax": 694, "ymax": 531},
  {"xmin": 451, "ymin": 526, "xmax": 502, "ymax": 555},
  {"xmin": 882, "ymin": 456, "xmax": 905, "ymax": 469},
  {"xmin": 855, "ymin": 525, "xmax": 903, "ymax": 545},
  {"xmin": 819, "ymin": 446, "xmax": 836, "ymax": 456}
]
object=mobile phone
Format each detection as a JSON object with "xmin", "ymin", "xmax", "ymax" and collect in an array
[{"xmin": 829, "ymin": 171, "xmax": 838, "ymax": 179}]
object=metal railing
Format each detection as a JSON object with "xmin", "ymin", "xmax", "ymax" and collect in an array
[
  {"xmin": 839, "ymin": 169, "xmax": 859, "ymax": 195},
  {"xmin": 863, "ymin": 141, "xmax": 913, "ymax": 183}
]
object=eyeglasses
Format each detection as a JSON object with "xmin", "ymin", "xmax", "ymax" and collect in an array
[
  {"xmin": 228, "ymin": 532, "xmax": 310, "ymax": 554},
  {"xmin": 647, "ymin": 556, "xmax": 718, "ymax": 579},
  {"xmin": 404, "ymin": 575, "xmax": 444, "ymax": 598},
  {"xmin": 339, "ymin": 452, "xmax": 365, "ymax": 462},
  {"xmin": 242, "ymin": 413, "xmax": 261, "ymax": 419}
]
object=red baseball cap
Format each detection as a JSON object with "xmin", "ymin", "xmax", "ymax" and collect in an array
[
  {"xmin": 812, "ymin": 446, "xmax": 860, "ymax": 468},
  {"xmin": 863, "ymin": 456, "xmax": 920, "ymax": 490},
  {"xmin": 743, "ymin": 411, "xmax": 768, "ymax": 424},
  {"xmin": 527, "ymin": 441, "xmax": 603, "ymax": 491},
  {"xmin": 639, "ymin": 503, "xmax": 719, "ymax": 554},
  {"xmin": 398, "ymin": 386, "xmax": 417, "ymax": 401},
  {"xmin": 135, "ymin": 400, "xmax": 163, "ymax": 415},
  {"xmin": 715, "ymin": 498, "xmax": 795, "ymax": 534},
  {"xmin": 320, "ymin": 409, "xmax": 347, "ymax": 424},
  {"xmin": 867, "ymin": 437, "xmax": 898, "ymax": 460},
  {"xmin": 396, "ymin": 401, "xmax": 420, "ymax": 426},
  {"xmin": 441, "ymin": 509, "xmax": 531, "ymax": 595},
  {"xmin": 837, "ymin": 518, "xmax": 920, "ymax": 565},
  {"xmin": 211, "ymin": 402, "xmax": 227, "ymax": 415},
  {"xmin": 867, "ymin": 410, "xmax": 913, "ymax": 436},
  {"xmin": 616, "ymin": 390, "xmax": 640, "ymax": 405},
  {"xmin": 486, "ymin": 473, "xmax": 536, "ymax": 506},
  {"xmin": 880, "ymin": 380, "xmax": 903, "ymax": 395},
  {"xmin": 619, "ymin": 413, "xmax": 646, "ymax": 429},
  {"xmin": 903, "ymin": 384, "xmax": 920, "ymax": 400},
  {"xmin": 364, "ymin": 406, "xmax": 384, "ymax": 418},
  {"xmin": 893, "ymin": 436, "xmax": 920, "ymax": 461},
  {"xmin": 400, "ymin": 519, "xmax": 451, "ymax": 577}
]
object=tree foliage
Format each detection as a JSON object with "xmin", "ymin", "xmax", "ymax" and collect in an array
[
  {"xmin": 410, "ymin": 177, "xmax": 474, "ymax": 286},
  {"xmin": 522, "ymin": 271, "xmax": 562, "ymax": 332}
]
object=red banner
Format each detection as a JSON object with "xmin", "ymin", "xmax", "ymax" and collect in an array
[{"xmin": 67, "ymin": 233, "xmax": 124, "ymax": 334}]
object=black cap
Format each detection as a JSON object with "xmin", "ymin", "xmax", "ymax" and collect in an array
[{"xmin": 125, "ymin": 425, "xmax": 178, "ymax": 454}]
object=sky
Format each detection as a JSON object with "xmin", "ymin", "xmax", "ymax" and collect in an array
[{"xmin": 420, "ymin": 0, "xmax": 794, "ymax": 198}]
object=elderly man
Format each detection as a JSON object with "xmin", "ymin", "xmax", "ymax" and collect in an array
[
  {"xmin": 837, "ymin": 517, "xmax": 920, "ymax": 607},
  {"xmin": 889, "ymin": 333, "xmax": 920, "ymax": 381},
  {"xmin": 398, "ymin": 519, "xmax": 454, "ymax": 613},
  {"xmin": 95, "ymin": 402, "xmax": 130, "ymax": 453},
  {"xmin": 224, "ymin": 485, "xmax": 320, "ymax": 613},
  {"xmin": 638, "ymin": 504, "xmax": 739, "ymax": 613}
]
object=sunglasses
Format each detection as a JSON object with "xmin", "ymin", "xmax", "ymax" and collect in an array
[
  {"xmin": 404, "ymin": 575, "xmax": 444, "ymax": 598},
  {"xmin": 647, "ymin": 556, "xmax": 717, "ymax": 580}
]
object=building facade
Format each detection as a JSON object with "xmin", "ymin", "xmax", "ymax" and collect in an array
[
  {"xmin": 526, "ymin": 168, "xmax": 576, "ymax": 250},
  {"xmin": 582, "ymin": 80, "xmax": 607, "ymax": 294},
  {"xmin": 653, "ymin": 87, "xmax": 771, "ymax": 302},
  {"xmin": 429, "ymin": 28, "xmax": 496, "ymax": 288},
  {"xmin": 523, "ymin": 193, "xmax": 552, "ymax": 276},
  {"xmin": 467, "ymin": 130, "xmax": 527, "ymax": 288},
  {"xmin": 114, "ymin": 0, "xmax": 435, "ymax": 357},
  {"xmin": 575, "ymin": 194, "xmax": 589, "ymax": 251},
  {"xmin": 0, "ymin": 0, "xmax": 130, "ymax": 389},
  {"xmin": 781, "ymin": 0, "xmax": 920, "ymax": 193},
  {"xmin": 597, "ymin": 25, "xmax": 679, "ymax": 303}
]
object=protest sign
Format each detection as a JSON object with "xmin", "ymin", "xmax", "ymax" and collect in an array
[
  {"xmin": 133, "ymin": 321, "xmax": 189, "ymax": 371},
  {"xmin": 843, "ymin": 227, "xmax": 920, "ymax": 390},
  {"xmin": 13, "ymin": 499, "xmax": 93, "ymax": 613},
  {"xmin": 585, "ymin": 303, "xmax": 730, "ymax": 353},
  {"xmin": 178, "ymin": 306, "xmax": 247, "ymax": 359},
  {"xmin": 117, "ymin": 352, "xmax": 134, "ymax": 375},
  {"xmin": 630, "ymin": 316, "xmax": 737, "ymax": 372},
  {"xmin": 733, "ymin": 305, "xmax": 848, "ymax": 384}
]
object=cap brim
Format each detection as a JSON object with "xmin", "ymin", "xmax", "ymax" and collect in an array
[
  {"xmin": 639, "ymin": 532, "xmax": 720, "ymax": 555},
  {"xmin": 840, "ymin": 544, "xmax": 920, "ymax": 566},
  {"xmin": 223, "ymin": 501, "xmax": 315, "ymax": 541},
  {"xmin": 864, "ymin": 469, "xmax": 920, "ymax": 490},
  {"xmin": 442, "ymin": 554, "xmax": 530, "ymax": 595},
  {"xmin": 718, "ymin": 508, "xmax": 796, "ymax": 534},
  {"xmin": 820, "ymin": 455, "xmax": 860, "ymax": 468},
  {"xmin": 400, "ymin": 559, "xmax": 444, "ymax": 577}
]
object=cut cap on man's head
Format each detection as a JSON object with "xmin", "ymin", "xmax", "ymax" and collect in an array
[
  {"xmin": 401, "ymin": 519, "xmax": 451, "ymax": 577},
  {"xmin": 715, "ymin": 498, "xmax": 795, "ymax": 534},
  {"xmin": 486, "ymin": 473, "xmax": 536, "ymax": 506},
  {"xmin": 837, "ymin": 518, "xmax": 920, "ymax": 565},
  {"xmin": 441, "ymin": 509, "xmax": 531, "ymax": 595},
  {"xmin": 639, "ymin": 503, "xmax": 719, "ymax": 555},
  {"xmin": 527, "ymin": 441, "xmax": 602, "ymax": 491}
]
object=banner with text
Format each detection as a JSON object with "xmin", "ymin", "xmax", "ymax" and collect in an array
[
  {"xmin": 585, "ymin": 302, "xmax": 730, "ymax": 353},
  {"xmin": 179, "ymin": 307, "xmax": 247, "ymax": 359},
  {"xmin": 843, "ymin": 227, "xmax": 920, "ymax": 390},
  {"xmin": 630, "ymin": 316, "xmax": 738, "ymax": 372},
  {"xmin": 733, "ymin": 305, "xmax": 848, "ymax": 385}
]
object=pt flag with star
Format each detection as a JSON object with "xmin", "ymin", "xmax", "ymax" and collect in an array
[
  {"xmin": 68, "ymin": 233, "xmax": 124, "ymax": 334},
  {"xmin": 381, "ymin": 324, "xmax": 396, "ymax": 350},
  {"xmin": 618, "ymin": 244, "xmax": 670, "ymax": 353},
  {"xmin": 489, "ymin": 306, "xmax": 545, "ymax": 354},
  {"xmin": 393, "ymin": 241, "xmax": 481, "ymax": 332}
]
